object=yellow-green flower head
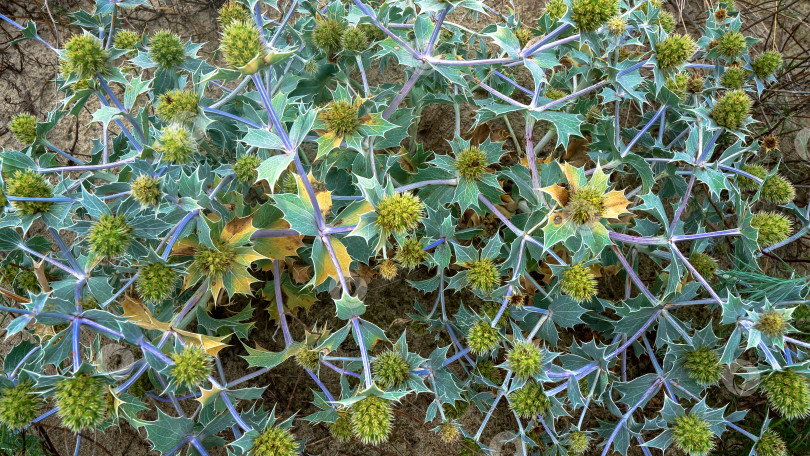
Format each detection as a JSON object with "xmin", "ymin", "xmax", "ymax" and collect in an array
[
  {"xmin": 234, "ymin": 155, "xmax": 261, "ymax": 183},
  {"xmin": 55, "ymin": 375, "xmax": 108, "ymax": 432},
  {"xmin": 545, "ymin": 87, "xmax": 569, "ymax": 101},
  {"xmin": 687, "ymin": 74, "xmax": 705, "ymax": 93},
  {"xmin": 375, "ymin": 192, "xmax": 424, "ymax": 234},
  {"xmin": 351, "ymin": 395, "xmax": 393, "ymax": 445},
  {"xmin": 149, "ymin": 31, "xmax": 185, "ymax": 69},
  {"xmin": 131, "ymin": 175, "xmax": 161, "ymax": 207},
  {"xmin": 755, "ymin": 310, "xmax": 788, "ymax": 339},
  {"xmin": 666, "ymin": 72, "xmax": 689, "ymax": 100},
  {"xmin": 221, "ymin": 20, "xmax": 264, "ymax": 71},
  {"xmin": 467, "ymin": 320, "xmax": 499, "ymax": 354},
  {"xmin": 508, "ymin": 380, "xmax": 550, "ymax": 419},
  {"xmin": 342, "ymin": 27, "xmax": 368, "ymax": 53},
  {"xmin": 157, "ymin": 124, "xmax": 196, "ymax": 164},
  {"xmin": 672, "ymin": 414, "xmax": 715, "ymax": 456},
  {"xmin": 720, "ymin": 66, "xmax": 749, "ymax": 89},
  {"xmin": 567, "ymin": 430, "xmax": 590, "ymax": 455},
  {"xmin": 170, "ymin": 345, "xmax": 212, "ymax": 389},
  {"xmin": 394, "ymin": 237, "xmax": 426, "ymax": 269},
  {"xmin": 195, "ymin": 240, "xmax": 237, "ymax": 279},
  {"xmin": 455, "ymin": 146, "xmax": 488, "ymax": 181},
  {"xmin": 372, "ymin": 350, "xmax": 410, "ymax": 389},
  {"xmin": 14, "ymin": 270, "xmax": 40, "ymax": 294},
  {"xmin": 475, "ymin": 359, "xmax": 501, "ymax": 384},
  {"xmin": 751, "ymin": 212, "xmax": 792, "ymax": 248},
  {"xmin": 689, "ymin": 252, "xmax": 717, "ymax": 279},
  {"xmin": 656, "ymin": 34, "xmax": 696, "ymax": 70},
  {"xmin": 515, "ymin": 27, "xmax": 533, "ymax": 48},
  {"xmin": 607, "ymin": 16, "xmax": 627, "ymax": 36},
  {"xmin": 560, "ymin": 262, "xmax": 597, "ymax": 302},
  {"xmin": 544, "ymin": 0, "xmax": 567, "ymax": 21},
  {"xmin": 761, "ymin": 175, "xmax": 795, "ymax": 205},
  {"xmin": 5, "ymin": 169, "xmax": 53, "ymax": 215},
  {"xmin": 716, "ymin": 30, "xmax": 746, "ymax": 58},
  {"xmin": 507, "ymin": 341, "xmax": 543, "ymax": 380},
  {"xmin": 711, "ymin": 89, "xmax": 752, "ymax": 130},
  {"xmin": 571, "ymin": 0, "xmax": 618, "ymax": 32},
  {"xmin": 136, "ymin": 262, "xmax": 178, "ymax": 304},
  {"xmin": 0, "ymin": 382, "xmax": 41, "ymax": 429},
  {"xmin": 761, "ymin": 369, "xmax": 810, "ymax": 419},
  {"xmin": 251, "ymin": 425, "xmax": 300, "ymax": 456},
  {"xmin": 466, "ymin": 258, "xmax": 500, "ymax": 293},
  {"xmin": 378, "ymin": 258, "xmax": 398, "ymax": 280},
  {"xmin": 757, "ymin": 430, "xmax": 787, "ymax": 456},
  {"xmin": 156, "ymin": 89, "xmax": 199, "ymax": 123},
  {"xmin": 303, "ymin": 60, "xmax": 319, "ymax": 75},
  {"xmin": 329, "ymin": 410, "xmax": 353, "ymax": 442},
  {"xmin": 358, "ymin": 23, "xmax": 385, "ymax": 43},
  {"xmin": 322, "ymin": 100, "xmax": 360, "ymax": 136},
  {"xmin": 295, "ymin": 346, "xmax": 320, "ymax": 370},
  {"xmin": 88, "ymin": 214, "xmax": 133, "ymax": 258},
  {"xmin": 438, "ymin": 422, "xmax": 460, "ymax": 443},
  {"xmin": 10, "ymin": 113, "xmax": 37, "ymax": 145},
  {"xmin": 738, "ymin": 164, "xmax": 767, "ymax": 191},
  {"xmin": 683, "ymin": 346, "xmax": 722, "ymax": 385},
  {"xmin": 113, "ymin": 30, "xmax": 140, "ymax": 50},
  {"xmin": 218, "ymin": 0, "xmax": 250, "ymax": 28},
  {"xmin": 482, "ymin": 301, "xmax": 510, "ymax": 328},
  {"xmin": 752, "ymin": 51, "xmax": 783, "ymax": 79},
  {"xmin": 657, "ymin": 10, "xmax": 676, "ymax": 33},
  {"xmin": 64, "ymin": 34, "xmax": 109, "ymax": 78},
  {"xmin": 566, "ymin": 187, "xmax": 605, "ymax": 225},
  {"xmin": 312, "ymin": 18, "xmax": 345, "ymax": 54}
]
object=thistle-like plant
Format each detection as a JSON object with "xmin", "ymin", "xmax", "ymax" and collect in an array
[
  {"xmin": 0, "ymin": 382, "xmax": 41, "ymax": 429},
  {"xmin": 350, "ymin": 395, "xmax": 393, "ymax": 445},
  {"xmin": 54, "ymin": 375, "xmax": 108, "ymax": 432}
]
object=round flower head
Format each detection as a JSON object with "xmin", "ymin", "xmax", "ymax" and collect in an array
[
  {"xmin": 303, "ymin": 60, "xmax": 319, "ymax": 75},
  {"xmin": 322, "ymin": 100, "xmax": 360, "ymax": 136},
  {"xmin": 438, "ymin": 422, "xmax": 460, "ymax": 443},
  {"xmin": 716, "ymin": 30, "xmax": 746, "ymax": 58},
  {"xmin": 234, "ymin": 155, "xmax": 261, "ymax": 183},
  {"xmin": 136, "ymin": 262, "xmax": 178, "ymax": 303},
  {"xmin": 752, "ymin": 51, "xmax": 783, "ymax": 79},
  {"xmin": 544, "ymin": 0, "xmax": 567, "ymax": 21},
  {"xmin": 756, "ymin": 430, "xmax": 787, "ymax": 456},
  {"xmin": 657, "ymin": 11, "xmax": 676, "ymax": 33},
  {"xmin": 64, "ymin": 34, "xmax": 109, "ymax": 78},
  {"xmin": 55, "ymin": 375, "xmax": 108, "ymax": 431},
  {"xmin": 755, "ymin": 310, "xmax": 788, "ymax": 339},
  {"xmin": 455, "ymin": 146, "xmax": 488, "ymax": 181},
  {"xmin": 566, "ymin": 187, "xmax": 605, "ymax": 225},
  {"xmin": 329, "ymin": 410, "xmax": 353, "ymax": 442},
  {"xmin": 467, "ymin": 320, "xmax": 499, "ymax": 354},
  {"xmin": 218, "ymin": 0, "xmax": 250, "ymax": 28},
  {"xmin": 508, "ymin": 381, "xmax": 550, "ymax": 418},
  {"xmin": 13, "ymin": 270, "xmax": 40, "ymax": 294},
  {"xmin": 560, "ymin": 262, "xmax": 598, "ymax": 302},
  {"xmin": 170, "ymin": 345, "xmax": 212, "ymax": 389},
  {"xmin": 475, "ymin": 359, "xmax": 501, "ymax": 384},
  {"xmin": 544, "ymin": 87, "xmax": 568, "ymax": 100},
  {"xmin": 514, "ymin": 27, "xmax": 532, "ymax": 48},
  {"xmin": 375, "ymin": 192, "xmax": 424, "ymax": 234},
  {"xmin": 131, "ymin": 175, "xmax": 161, "ymax": 207},
  {"xmin": 570, "ymin": 0, "xmax": 618, "ymax": 32},
  {"xmin": 251, "ymin": 425, "xmax": 300, "ymax": 456},
  {"xmin": 672, "ymin": 414, "xmax": 715, "ymax": 456},
  {"xmin": 762, "ymin": 135, "xmax": 779, "ymax": 152},
  {"xmin": 156, "ymin": 89, "xmax": 199, "ymax": 123},
  {"xmin": 378, "ymin": 258, "xmax": 398, "ymax": 280},
  {"xmin": 158, "ymin": 124, "xmax": 196, "ymax": 164},
  {"xmin": 221, "ymin": 20, "xmax": 264, "ymax": 70},
  {"xmin": 751, "ymin": 212, "xmax": 792, "ymax": 248},
  {"xmin": 665, "ymin": 72, "xmax": 689, "ymax": 100},
  {"xmin": 149, "ymin": 31, "xmax": 185, "ymax": 69},
  {"xmin": 607, "ymin": 16, "xmax": 626, "ymax": 36},
  {"xmin": 567, "ymin": 430, "xmax": 590, "ymax": 455},
  {"xmin": 312, "ymin": 18, "xmax": 345, "ymax": 54},
  {"xmin": 373, "ymin": 351, "xmax": 410, "ymax": 389},
  {"xmin": 761, "ymin": 370, "xmax": 810, "ymax": 419},
  {"xmin": 466, "ymin": 258, "xmax": 500, "ymax": 293},
  {"xmin": 761, "ymin": 175, "xmax": 795, "ymax": 205},
  {"xmin": 720, "ymin": 66, "xmax": 749, "ymax": 89},
  {"xmin": 0, "ymin": 382, "xmax": 41, "ymax": 429},
  {"xmin": 6, "ymin": 169, "xmax": 53, "ymax": 215},
  {"xmin": 394, "ymin": 237, "xmax": 426, "ymax": 269},
  {"xmin": 482, "ymin": 302, "xmax": 510, "ymax": 328},
  {"xmin": 585, "ymin": 106, "xmax": 601, "ymax": 123},
  {"xmin": 689, "ymin": 252, "xmax": 717, "ymax": 279},
  {"xmin": 738, "ymin": 164, "xmax": 767, "ymax": 191},
  {"xmin": 351, "ymin": 395, "xmax": 393, "ymax": 445},
  {"xmin": 113, "ymin": 30, "xmax": 140, "ymax": 50},
  {"xmin": 656, "ymin": 34, "xmax": 696, "ymax": 70},
  {"xmin": 687, "ymin": 74, "xmax": 705, "ymax": 93},
  {"xmin": 342, "ymin": 27, "xmax": 368, "ymax": 53},
  {"xmin": 88, "ymin": 214, "xmax": 133, "ymax": 258},
  {"xmin": 714, "ymin": 8, "xmax": 728, "ymax": 21},
  {"xmin": 507, "ymin": 341, "xmax": 543, "ymax": 380},
  {"xmin": 195, "ymin": 240, "xmax": 237, "ymax": 279},
  {"xmin": 10, "ymin": 113, "xmax": 37, "ymax": 145},
  {"xmin": 683, "ymin": 346, "xmax": 722, "ymax": 385},
  {"xmin": 711, "ymin": 89, "xmax": 752, "ymax": 129},
  {"xmin": 295, "ymin": 347, "xmax": 320, "ymax": 370},
  {"xmin": 358, "ymin": 23, "xmax": 385, "ymax": 43}
]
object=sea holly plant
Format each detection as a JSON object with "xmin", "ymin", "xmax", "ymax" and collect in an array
[{"xmin": 0, "ymin": 0, "xmax": 808, "ymax": 455}]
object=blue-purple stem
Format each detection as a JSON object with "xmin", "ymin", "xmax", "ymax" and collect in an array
[{"xmin": 351, "ymin": 317, "xmax": 373, "ymax": 388}]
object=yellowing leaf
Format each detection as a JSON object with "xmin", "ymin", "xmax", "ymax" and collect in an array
[
  {"xmin": 602, "ymin": 189, "xmax": 631, "ymax": 219},
  {"xmin": 541, "ymin": 184, "xmax": 569, "ymax": 207},
  {"xmin": 221, "ymin": 214, "xmax": 257, "ymax": 246},
  {"xmin": 314, "ymin": 237, "xmax": 352, "ymax": 287},
  {"xmin": 262, "ymin": 278, "xmax": 317, "ymax": 323},
  {"xmin": 196, "ymin": 384, "xmax": 224, "ymax": 407}
]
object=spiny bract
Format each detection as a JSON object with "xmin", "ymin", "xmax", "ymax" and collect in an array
[
  {"xmin": 672, "ymin": 414, "xmax": 715, "ymax": 456},
  {"xmin": 752, "ymin": 51, "xmax": 783, "ymax": 79},
  {"xmin": 322, "ymin": 100, "xmax": 360, "ymax": 136},
  {"xmin": 55, "ymin": 375, "xmax": 108, "ymax": 432},
  {"xmin": 350, "ymin": 395, "xmax": 393, "ymax": 445},
  {"xmin": 312, "ymin": 19, "xmax": 345, "ymax": 53},
  {"xmin": 156, "ymin": 89, "xmax": 199, "ymax": 123},
  {"xmin": 761, "ymin": 369, "xmax": 810, "ymax": 419},
  {"xmin": 372, "ymin": 350, "xmax": 410, "ymax": 389}
]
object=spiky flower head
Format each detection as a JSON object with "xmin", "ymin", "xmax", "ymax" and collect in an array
[
  {"xmin": 657, "ymin": 11, "xmax": 676, "ymax": 33},
  {"xmin": 545, "ymin": 88, "xmax": 568, "ymax": 100},
  {"xmin": 5, "ymin": 169, "xmax": 53, "ymax": 215},
  {"xmin": 508, "ymin": 381, "xmax": 550, "ymax": 419},
  {"xmin": 351, "ymin": 395, "xmax": 393, "ymax": 445},
  {"xmin": 466, "ymin": 258, "xmax": 500, "ymax": 293},
  {"xmin": 751, "ymin": 212, "xmax": 792, "ymax": 247},
  {"xmin": 329, "ymin": 410, "xmax": 353, "ymax": 442},
  {"xmin": 437, "ymin": 422, "xmax": 460, "ymax": 443},
  {"xmin": 131, "ymin": 175, "xmax": 161, "ymax": 207},
  {"xmin": 566, "ymin": 187, "xmax": 605, "ymax": 225},
  {"xmin": 170, "ymin": 345, "xmax": 212, "ymax": 389},
  {"xmin": 752, "ymin": 51, "xmax": 783, "ymax": 79},
  {"xmin": 375, "ymin": 192, "xmax": 424, "ymax": 234},
  {"xmin": 373, "ymin": 351, "xmax": 410, "ymax": 389},
  {"xmin": 55, "ymin": 375, "xmax": 108, "ymax": 431},
  {"xmin": 738, "ymin": 164, "xmax": 767, "ymax": 191},
  {"xmin": 88, "ymin": 214, "xmax": 132, "ymax": 258},
  {"xmin": 149, "ymin": 31, "xmax": 185, "ymax": 69},
  {"xmin": 683, "ymin": 346, "xmax": 722, "ymax": 386},
  {"xmin": 665, "ymin": 72, "xmax": 689, "ymax": 100},
  {"xmin": 571, "ymin": 0, "xmax": 619, "ymax": 32},
  {"xmin": 342, "ymin": 27, "xmax": 368, "ymax": 53},
  {"xmin": 221, "ymin": 20, "xmax": 264, "ymax": 70},
  {"xmin": 656, "ymin": 34, "xmax": 696, "ymax": 70},
  {"xmin": 687, "ymin": 74, "xmax": 705, "ymax": 93},
  {"xmin": 394, "ymin": 237, "xmax": 427, "ymax": 269},
  {"xmin": 756, "ymin": 430, "xmax": 787, "ymax": 456},
  {"xmin": 312, "ymin": 19, "xmax": 345, "ymax": 54},
  {"xmin": 567, "ymin": 430, "xmax": 590, "ymax": 455},
  {"xmin": 0, "ymin": 382, "xmax": 41, "ymax": 429},
  {"xmin": 218, "ymin": 0, "xmax": 250, "ymax": 28},
  {"xmin": 672, "ymin": 414, "xmax": 715, "ymax": 456},
  {"xmin": 720, "ymin": 66, "xmax": 749, "ymax": 89},
  {"xmin": 475, "ymin": 359, "xmax": 501, "ymax": 384},
  {"xmin": 303, "ymin": 60, "xmax": 319, "ymax": 75},
  {"xmin": 507, "ymin": 341, "xmax": 543, "ymax": 380},
  {"xmin": 714, "ymin": 8, "xmax": 728, "ymax": 21},
  {"xmin": 113, "ymin": 30, "xmax": 140, "ymax": 50},
  {"xmin": 761, "ymin": 370, "xmax": 810, "ymax": 419},
  {"xmin": 13, "ymin": 270, "xmax": 40, "ymax": 294},
  {"xmin": 64, "ymin": 34, "xmax": 109, "ymax": 78},
  {"xmin": 467, "ymin": 320, "xmax": 499, "ymax": 354},
  {"xmin": 607, "ymin": 16, "xmax": 626, "ymax": 36},
  {"xmin": 10, "ymin": 113, "xmax": 37, "ymax": 145},
  {"xmin": 716, "ymin": 30, "xmax": 746, "ymax": 58},
  {"xmin": 689, "ymin": 252, "xmax": 717, "ymax": 279},
  {"xmin": 711, "ymin": 89, "xmax": 752, "ymax": 129},
  {"xmin": 544, "ymin": 0, "xmax": 567, "ymax": 21},
  {"xmin": 156, "ymin": 89, "xmax": 199, "ymax": 123},
  {"xmin": 195, "ymin": 240, "xmax": 237, "ymax": 279},
  {"xmin": 378, "ymin": 259, "xmax": 398, "ymax": 280},
  {"xmin": 560, "ymin": 262, "xmax": 598, "ymax": 302},
  {"xmin": 755, "ymin": 310, "xmax": 788, "ymax": 339},
  {"xmin": 295, "ymin": 347, "xmax": 320, "ymax": 370},
  {"xmin": 322, "ymin": 100, "xmax": 360, "ymax": 136},
  {"xmin": 455, "ymin": 146, "xmax": 489, "ymax": 181},
  {"xmin": 158, "ymin": 124, "xmax": 196, "ymax": 164},
  {"xmin": 761, "ymin": 175, "xmax": 795, "ymax": 205},
  {"xmin": 358, "ymin": 23, "xmax": 385, "ymax": 43},
  {"xmin": 234, "ymin": 155, "xmax": 261, "ymax": 183},
  {"xmin": 515, "ymin": 27, "xmax": 533, "ymax": 48},
  {"xmin": 482, "ymin": 301, "xmax": 510, "ymax": 328},
  {"xmin": 251, "ymin": 425, "xmax": 300, "ymax": 456},
  {"xmin": 762, "ymin": 135, "xmax": 779, "ymax": 152},
  {"xmin": 136, "ymin": 262, "xmax": 178, "ymax": 303}
]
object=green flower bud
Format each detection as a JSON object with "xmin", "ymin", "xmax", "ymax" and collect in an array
[
  {"xmin": 438, "ymin": 422, "xmax": 460, "ymax": 443},
  {"xmin": 761, "ymin": 370, "xmax": 810, "ymax": 419},
  {"xmin": 113, "ymin": 30, "xmax": 140, "ymax": 50},
  {"xmin": 13, "ymin": 270, "xmax": 40, "ymax": 294},
  {"xmin": 149, "ymin": 31, "xmax": 185, "ymax": 69},
  {"xmin": 55, "ymin": 375, "xmax": 108, "ymax": 432},
  {"xmin": 375, "ymin": 192, "xmax": 424, "ymax": 234},
  {"xmin": 378, "ymin": 259, "xmax": 398, "ymax": 280},
  {"xmin": 351, "ymin": 395, "xmax": 393, "ymax": 445},
  {"xmin": 0, "ymin": 382, "xmax": 41, "ymax": 429},
  {"xmin": 716, "ymin": 30, "xmax": 746, "ymax": 58},
  {"xmin": 10, "ymin": 113, "xmax": 37, "ymax": 145},
  {"xmin": 567, "ymin": 430, "xmax": 590, "ymax": 455},
  {"xmin": 560, "ymin": 262, "xmax": 598, "ymax": 302},
  {"xmin": 295, "ymin": 346, "xmax": 320, "ymax": 370},
  {"xmin": 571, "ymin": 0, "xmax": 618, "ymax": 32},
  {"xmin": 752, "ymin": 51, "xmax": 783, "ymax": 79},
  {"xmin": 156, "ymin": 89, "xmax": 199, "ymax": 123},
  {"xmin": 221, "ymin": 20, "xmax": 265, "ymax": 71},
  {"xmin": 761, "ymin": 174, "xmax": 795, "ymax": 205},
  {"xmin": 88, "ymin": 214, "xmax": 133, "ymax": 258},
  {"xmin": 737, "ymin": 164, "xmax": 767, "ymax": 191},
  {"xmin": 567, "ymin": 187, "xmax": 605, "ymax": 225},
  {"xmin": 508, "ymin": 380, "xmax": 550, "ymax": 419},
  {"xmin": 131, "ymin": 175, "xmax": 161, "ymax": 207},
  {"xmin": 711, "ymin": 89, "xmax": 751, "ymax": 129},
  {"xmin": 467, "ymin": 320, "xmax": 499, "ymax": 354},
  {"xmin": 672, "ymin": 414, "xmax": 715, "ymax": 456},
  {"xmin": 755, "ymin": 310, "xmax": 788, "ymax": 339},
  {"xmin": 329, "ymin": 410, "xmax": 353, "ymax": 442},
  {"xmin": 455, "ymin": 146, "xmax": 488, "ymax": 181},
  {"xmin": 136, "ymin": 262, "xmax": 178, "ymax": 304},
  {"xmin": 475, "ymin": 359, "xmax": 501, "ymax": 384},
  {"xmin": 689, "ymin": 252, "xmax": 717, "ymax": 279},
  {"xmin": 545, "ymin": 87, "xmax": 569, "ymax": 100},
  {"xmin": 683, "ymin": 346, "xmax": 722, "ymax": 385},
  {"xmin": 656, "ymin": 34, "xmax": 696, "ymax": 70},
  {"xmin": 312, "ymin": 19, "xmax": 345, "ymax": 54},
  {"xmin": 372, "ymin": 350, "xmax": 410, "ymax": 389},
  {"xmin": 64, "ymin": 34, "xmax": 109, "ymax": 78},
  {"xmin": 720, "ymin": 66, "xmax": 749, "ymax": 89},
  {"xmin": 234, "ymin": 155, "xmax": 261, "ymax": 183},
  {"xmin": 322, "ymin": 100, "xmax": 360, "ymax": 136},
  {"xmin": 357, "ymin": 23, "xmax": 385, "ymax": 43},
  {"xmin": 687, "ymin": 74, "xmax": 705, "ymax": 93},
  {"xmin": 543, "ymin": 0, "xmax": 567, "ymax": 21},
  {"xmin": 394, "ymin": 237, "xmax": 427, "ymax": 269},
  {"xmin": 507, "ymin": 341, "xmax": 543, "ymax": 380},
  {"xmin": 170, "ymin": 345, "xmax": 212, "ymax": 389},
  {"xmin": 195, "ymin": 240, "xmax": 237, "ymax": 279},
  {"xmin": 342, "ymin": 27, "xmax": 368, "ymax": 53},
  {"xmin": 251, "ymin": 425, "xmax": 300, "ymax": 456},
  {"xmin": 751, "ymin": 212, "xmax": 792, "ymax": 248},
  {"xmin": 303, "ymin": 60, "xmax": 319, "ymax": 75},
  {"xmin": 5, "ymin": 169, "xmax": 53, "ymax": 215},
  {"xmin": 218, "ymin": 0, "xmax": 250, "ymax": 28},
  {"xmin": 665, "ymin": 72, "xmax": 689, "ymax": 100},
  {"xmin": 756, "ymin": 430, "xmax": 787, "ymax": 456},
  {"xmin": 515, "ymin": 27, "xmax": 533, "ymax": 48},
  {"xmin": 466, "ymin": 258, "xmax": 500, "ymax": 293},
  {"xmin": 607, "ymin": 16, "xmax": 626, "ymax": 36},
  {"xmin": 657, "ymin": 11, "xmax": 676, "ymax": 33},
  {"xmin": 157, "ymin": 124, "xmax": 196, "ymax": 164}
]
